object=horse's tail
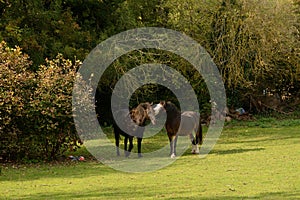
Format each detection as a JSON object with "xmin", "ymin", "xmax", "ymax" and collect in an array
[{"xmin": 196, "ymin": 117, "xmax": 203, "ymax": 145}]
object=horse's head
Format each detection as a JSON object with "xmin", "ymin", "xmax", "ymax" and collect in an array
[
  {"xmin": 153, "ymin": 101, "xmax": 166, "ymax": 115},
  {"xmin": 154, "ymin": 101, "xmax": 180, "ymax": 116},
  {"xmin": 132, "ymin": 102, "xmax": 156, "ymax": 125},
  {"xmin": 145, "ymin": 102, "xmax": 156, "ymax": 125}
]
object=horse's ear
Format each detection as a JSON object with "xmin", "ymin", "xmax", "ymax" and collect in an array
[
  {"xmin": 160, "ymin": 100, "xmax": 166, "ymax": 106},
  {"xmin": 150, "ymin": 102, "xmax": 153, "ymax": 106}
]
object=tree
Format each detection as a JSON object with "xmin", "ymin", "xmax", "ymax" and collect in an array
[
  {"xmin": 0, "ymin": 0, "xmax": 94, "ymax": 66},
  {"xmin": 159, "ymin": 0, "xmax": 300, "ymax": 110}
]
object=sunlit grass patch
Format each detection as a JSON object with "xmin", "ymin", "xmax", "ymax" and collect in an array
[{"xmin": 1, "ymin": 119, "xmax": 299, "ymax": 199}]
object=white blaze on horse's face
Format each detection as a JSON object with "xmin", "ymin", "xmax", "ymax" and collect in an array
[{"xmin": 153, "ymin": 103, "xmax": 164, "ymax": 115}]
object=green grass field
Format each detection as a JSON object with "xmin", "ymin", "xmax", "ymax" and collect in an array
[{"xmin": 1, "ymin": 119, "xmax": 299, "ymax": 199}]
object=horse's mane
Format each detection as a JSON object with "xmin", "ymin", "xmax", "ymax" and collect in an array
[
  {"xmin": 165, "ymin": 101, "xmax": 180, "ymax": 115},
  {"xmin": 137, "ymin": 102, "xmax": 150, "ymax": 110}
]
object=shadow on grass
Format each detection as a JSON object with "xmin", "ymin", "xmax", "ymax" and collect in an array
[
  {"xmin": 12, "ymin": 187, "xmax": 300, "ymax": 200},
  {"xmin": 221, "ymin": 135, "xmax": 299, "ymax": 145},
  {"xmin": 210, "ymin": 147, "xmax": 265, "ymax": 155},
  {"xmin": 0, "ymin": 162, "xmax": 116, "ymax": 182},
  {"xmin": 215, "ymin": 191, "xmax": 300, "ymax": 200}
]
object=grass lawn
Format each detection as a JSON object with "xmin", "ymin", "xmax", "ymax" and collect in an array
[{"xmin": 1, "ymin": 119, "xmax": 299, "ymax": 199}]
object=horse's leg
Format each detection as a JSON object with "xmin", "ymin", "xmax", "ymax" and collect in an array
[
  {"xmin": 137, "ymin": 137, "xmax": 143, "ymax": 158},
  {"xmin": 193, "ymin": 122, "xmax": 202, "ymax": 154},
  {"xmin": 114, "ymin": 129, "xmax": 120, "ymax": 156},
  {"xmin": 173, "ymin": 135, "xmax": 178, "ymax": 156},
  {"xmin": 189, "ymin": 133, "xmax": 196, "ymax": 144},
  {"xmin": 169, "ymin": 134, "xmax": 177, "ymax": 158},
  {"xmin": 126, "ymin": 136, "xmax": 134, "ymax": 157},
  {"xmin": 124, "ymin": 136, "xmax": 128, "ymax": 156},
  {"xmin": 168, "ymin": 135, "xmax": 173, "ymax": 156},
  {"xmin": 197, "ymin": 123, "xmax": 203, "ymax": 145},
  {"xmin": 189, "ymin": 133, "xmax": 198, "ymax": 154},
  {"xmin": 191, "ymin": 143, "xmax": 199, "ymax": 154}
]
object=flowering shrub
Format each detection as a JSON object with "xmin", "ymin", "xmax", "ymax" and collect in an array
[
  {"xmin": 29, "ymin": 55, "xmax": 83, "ymax": 160},
  {"xmin": 0, "ymin": 42, "xmax": 91, "ymax": 162},
  {"xmin": 0, "ymin": 41, "xmax": 35, "ymax": 161}
]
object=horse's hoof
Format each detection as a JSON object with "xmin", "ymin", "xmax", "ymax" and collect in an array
[
  {"xmin": 125, "ymin": 151, "xmax": 131, "ymax": 157},
  {"xmin": 191, "ymin": 149, "xmax": 199, "ymax": 154},
  {"xmin": 170, "ymin": 154, "xmax": 176, "ymax": 159},
  {"xmin": 138, "ymin": 154, "xmax": 143, "ymax": 158},
  {"xmin": 191, "ymin": 145, "xmax": 199, "ymax": 154}
]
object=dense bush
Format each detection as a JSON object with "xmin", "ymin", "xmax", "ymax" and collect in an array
[
  {"xmin": 0, "ymin": 42, "xmax": 85, "ymax": 162},
  {"xmin": 29, "ymin": 55, "xmax": 83, "ymax": 160},
  {"xmin": 0, "ymin": 41, "xmax": 35, "ymax": 161}
]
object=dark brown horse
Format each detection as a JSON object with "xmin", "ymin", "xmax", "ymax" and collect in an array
[
  {"xmin": 113, "ymin": 102, "xmax": 156, "ymax": 158},
  {"xmin": 153, "ymin": 101, "xmax": 203, "ymax": 158}
]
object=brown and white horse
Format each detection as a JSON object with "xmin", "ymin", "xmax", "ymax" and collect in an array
[{"xmin": 153, "ymin": 101, "xmax": 203, "ymax": 158}]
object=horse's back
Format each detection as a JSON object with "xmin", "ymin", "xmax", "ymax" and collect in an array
[
  {"xmin": 113, "ymin": 109, "xmax": 135, "ymax": 135},
  {"xmin": 178, "ymin": 111, "xmax": 200, "ymax": 135},
  {"xmin": 181, "ymin": 111, "xmax": 199, "ymax": 124},
  {"xmin": 181, "ymin": 111, "xmax": 199, "ymax": 118}
]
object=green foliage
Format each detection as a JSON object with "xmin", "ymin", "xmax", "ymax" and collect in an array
[
  {"xmin": 95, "ymin": 48, "xmax": 210, "ymax": 124},
  {"xmin": 112, "ymin": 0, "xmax": 162, "ymax": 30},
  {"xmin": 0, "ymin": 0, "xmax": 95, "ymax": 66},
  {"xmin": 159, "ymin": 0, "xmax": 300, "ymax": 109}
]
